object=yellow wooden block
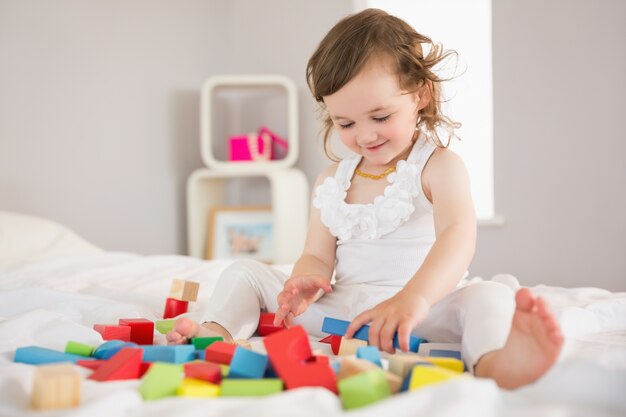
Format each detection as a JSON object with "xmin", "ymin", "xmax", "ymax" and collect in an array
[
  {"xmin": 169, "ymin": 279, "xmax": 200, "ymax": 302},
  {"xmin": 219, "ymin": 364, "xmax": 229, "ymax": 376},
  {"xmin": 338, "ymin": 358, "xmax": 402, "ymax": 394},
  {"xmin": 177, "ymin": 378, "xmax": 220, "ymax": 397},
  {"xmin": 338, "ymin": 337, "xmax": 368, "ymax": 356},
  {"xmin": 426, "ymin": 357, "xmax": 464, "ymax": 373},
  {"xmin": 408, "ymin": 365, "xmax": 459, "ymax": 391},
  {"xmin": 32, "ymin": 364, "xmax": 80, "ymax": 410}
]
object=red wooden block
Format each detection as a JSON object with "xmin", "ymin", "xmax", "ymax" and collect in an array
[
  {"xmin": 77, "ymin": 359, "xmax": 105, "ymax": 370},
  {"xmin": 205, "ymin": 342, "xmax": 236, "ymax": 365},
  {"xmin": 163, "ymin": 298, "xmax": 188, "ymax": 319},
  {"xmin": 139, "ymin": 362, "xmax": 152, "ymax": 378},
  {"xmin": 319, "ymin": 334, "xmax": 342, "ymax": 354},
  {"xmin": 118, "ymin": 318, "xmax": 154, "ymax": 345},
  {"xmin": 88, "ymin": 348, "xmax": 143, "ymax": 381},
  {"xmin": 258, "ymin": 312, "xmax": 285, "ymax": 336},
  {"xmin": 263, "ymin": 326, "xmax": 337, "ymax": 393},
  {"xmin": 93, "ymin": 324, "xmax": 131, "ymax": 342},
  {"xmin": 184, "ymin": 362, "xmax": 222, "ymax": 384}
]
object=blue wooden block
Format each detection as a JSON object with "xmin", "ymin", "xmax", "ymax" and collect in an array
[
  {"xmin": 401, "ymin": 368, "xmax": 413, "ymax": 392},
  {"xmin": 195, "ymin": 349, "xmax": 206, "ymax": 360},
  {"xmin": 93, "ymin": 341, "xmax": 138, "ymax": 360},
  {"xmin": 264, "ymin": 361, "xmax": 278, "ymax": 378},
  {"xmin": 140, "ymin": 345, "xmax": 195, "ymax": 363},
  {"xmin": 14, "ymin": 346, "xmax": 94, "ymax": 365},
  {"xmin": 356, "ymin": 346, "xmax": 382, "ymax": 367},
  {"xmin": 321, "ymin": 317, "xmax": 426, "ymax": 352},
  {"xmin": 228, "ymin": 346, "xmax": 268, "ymax": 379},
  {"xmin": 331, "ymin": 361, "xmax": 341, "ymax": 374}
]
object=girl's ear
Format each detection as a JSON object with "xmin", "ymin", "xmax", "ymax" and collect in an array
[{"xmin": 416, "ymin": 80, "xmax": 432, "ymax": 111}]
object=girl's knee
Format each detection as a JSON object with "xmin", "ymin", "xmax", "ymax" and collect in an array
[{"xmin": 458, "ymin": 281, "xmax": 515, "ymax": 313}]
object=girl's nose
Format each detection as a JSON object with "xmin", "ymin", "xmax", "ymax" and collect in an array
[{"xmin": 356, "ymin": 129, "xmax": 377, "ymax": 146}]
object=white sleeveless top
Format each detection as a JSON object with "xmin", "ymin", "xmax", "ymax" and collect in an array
[{"xmin": 313, "ymin": 139, "xmax": 438, "ymax": 288}]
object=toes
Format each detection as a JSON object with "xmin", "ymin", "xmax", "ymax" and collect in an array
[
  {"xmin": 173, "ymin": 317, "xmax": 200, "ymax": 339},
  {"xmin": 515, "ymin": 288, "xmax": 536, "ymax": 311}
]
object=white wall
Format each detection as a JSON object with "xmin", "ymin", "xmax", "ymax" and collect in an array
[{"xmin": 1, "ymin": 0, "xmax": 624, "ymax": 290}]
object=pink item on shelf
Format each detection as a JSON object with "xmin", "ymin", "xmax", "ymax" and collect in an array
[{"xmin": 228, "ymin": 126, "xmax": 288, "ymax": 162}]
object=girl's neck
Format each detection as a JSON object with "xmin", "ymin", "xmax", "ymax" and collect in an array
[{"xmin": 359, "ymin": 138, "xmax": 416, "ymax": 173}]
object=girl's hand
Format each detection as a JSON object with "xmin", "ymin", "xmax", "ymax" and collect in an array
[
  {"xmin": 273, "ymin": 275, "xmax": 332, "ymax": 327},
  {"xmin": 345, "ymin": 289, "xmax": 430, "ymax": 353}
]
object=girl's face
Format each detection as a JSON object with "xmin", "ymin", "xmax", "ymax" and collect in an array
[{"xmin": 323, "ymin": 57, "xmax": 422, "ymax": 168}]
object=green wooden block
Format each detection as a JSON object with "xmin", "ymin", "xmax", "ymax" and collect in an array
[
  {"xmin": 155, "ymin": 320, "xmax": 176, "ymax": 334},
  {"xmin": 139, "ymin": 362, "xmax": 183, "ymax": 400},
  {"xmin": 338, "ymin": 369, "xmax": 391, "ymax": 410},
  {"xmin": 191, "ymin": 336, "xmax": 223, "ymax": 350},
  {"xmin": 64, "ymin": 341, "xmax": 94, "ymax": 357},
  {"xmin": 220, "ymin": 379, "xmax": 283, "ymax": 397}
]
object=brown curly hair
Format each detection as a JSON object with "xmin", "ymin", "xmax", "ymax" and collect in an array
[{"xmin": 306, "ymin": 8, "xmax": 461, "ymax": 160}]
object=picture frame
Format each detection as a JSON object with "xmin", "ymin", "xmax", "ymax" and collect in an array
[{"xmin": 205, "ymin": 206, "xmax": 274, "ymax": 262}]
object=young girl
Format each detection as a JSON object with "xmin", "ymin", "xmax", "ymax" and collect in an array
[{"xmin": 168, "ymin": 8, "xmax": 563, "ymax": 389}]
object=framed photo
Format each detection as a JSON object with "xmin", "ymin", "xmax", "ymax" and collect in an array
[{"xmin": 206, "ymin": 206, "xmax": 273, "ymax": 262}]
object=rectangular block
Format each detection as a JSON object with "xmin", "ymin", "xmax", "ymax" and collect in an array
[
  {"xmin": 338, "ymin": 337, "xmax": 367, "ymax": 356},
  {"xmin": 191, "ymin": 336, "xmax": 222, "ymax": 350},
  {"xmin": 338, "ymin": 369, "xmax": 391, "ymax": 410},
  {"xmin": 93, "ymin": 324, "xmax": 131, "ymax": 342},
  {"xmin": 15, "ymin": 346, "xmax": 91, "ymax": 365},
  {"xmin": 163, "ymin": 298, "xmax": 189, "ymax": 319},
  {"xmin": 205, "ymin": 341, "xmax": 237, "ymax": 365},
  {"xmin": 417, "ymin": 343, "xmax": 462, "ymax": 359},
  {"xmin": 177, "ymin": 378, "xmax": 220, "ymax": 397},
  {"xmin": 258, "ymin": 312, "xmax": 285, "ymax": 336},
  {"xmin": 220, "ymin": 379, "xmax": 283, "ymax": 397},
  {"xmin": 140, "ymin": 345, "xmax": 195, "ymax": 364},
  {"xmin": 228, "ymin": 347, "xmax": 268, "ymax": 379},
  {"xmin": 337, "ymin": 357, "xmax": 402, "ymax": 394},
  {"xmin": 118, "ymin": 318, "xmax": 155, "ymax": 345},
  {"xmin": 88, "ymin": 348, "xmax": 143, "ymax": 381},
  {"xmin": 139, "ymin": 363, "xmax": 183, "ymax": 400},
  {"xmin": 32, "ymin": 364, "xmax": 80, "ymax": 410},
  {"xmin": 356, "ymin": 345, "xmax": 382, "ymax": 367},
  {"xmin": 322, "ymin": 317, "xmax": 425, "ymax": 352},
  {"xmin": 408, "ymin": 365, "xmax": 460, "ymax": 391},
  {"xmin": 169, "ymin": 279, "xmax": 200, "ymax": 302},
  {"xmin": 184, "ymin": 362, "xmax": 221, "ymax": 384}
]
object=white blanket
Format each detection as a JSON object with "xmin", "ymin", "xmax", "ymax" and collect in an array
[{"xmin": 0, "ymin": 212, "xmax": 625, "ymax": 417}]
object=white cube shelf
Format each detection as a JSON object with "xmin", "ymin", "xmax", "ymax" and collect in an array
[
  {"xmin": 187, "ymin": 168, "xmax": 309, "ymax": 264},
  {"xmin": 201, "ymin": 74, "xmax": 299, "ymax": 171}
]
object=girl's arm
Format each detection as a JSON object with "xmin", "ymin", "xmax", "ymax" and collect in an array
[
  {"xmin": 346, "ymin": 148, "xmax": 477, "ymax": 352},
  {"xmin": 273, "ymin": 165, "xmax": 338, "ymax": 326}
]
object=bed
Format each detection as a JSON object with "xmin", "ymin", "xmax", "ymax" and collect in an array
[{"xmin": 0, "ymin": 211, "xmax": 625, "ymax": 417}]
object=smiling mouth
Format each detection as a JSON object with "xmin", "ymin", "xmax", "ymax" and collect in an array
[{"xmin": 365, "ymin": 142, "xmax": 386, "ymax": 151}]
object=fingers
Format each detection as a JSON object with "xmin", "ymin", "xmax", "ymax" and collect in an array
[
  {"xmin": 345, "ymin": 310, "xmax": 373, "ymax": 339},
  {"xmin": 397, "ymin": 321, "xmax": 413, "ymax": 352},
  {"xmin": 379, "ymin": 320, "xmax": 397, "ymax": 354},
  {"xmin": 272, "ymin": 302, "xmax": 290, "ymax": 327}
]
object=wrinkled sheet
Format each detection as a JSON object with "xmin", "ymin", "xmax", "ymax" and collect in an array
[{"xmin": 0, "ymin": 253, "xmax": 625, "ymax": 417}]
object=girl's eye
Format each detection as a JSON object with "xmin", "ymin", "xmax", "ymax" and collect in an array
[
  {"xmin": 338, "ymin": 122, "xmax": 354, "ymax": 129},
  {"xmin": 374, "ymin": 115, "xmax": 390, "ymax": 123}
]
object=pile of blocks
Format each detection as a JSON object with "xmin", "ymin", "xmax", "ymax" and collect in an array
[{"xmin": 15, "ymin": 279, "xmax": 467, "ymax": 411}]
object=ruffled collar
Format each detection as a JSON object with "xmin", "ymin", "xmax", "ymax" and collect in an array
[{"xmin": 313, "ymin": 141, "xmax": 424, "ymax": 240}]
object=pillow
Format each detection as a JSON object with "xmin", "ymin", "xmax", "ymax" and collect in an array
[{"xmin": 0, "ymin": 211, "xmax": 103, "ymax": 267}]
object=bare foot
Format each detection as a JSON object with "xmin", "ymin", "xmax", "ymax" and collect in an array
[
  {"xmin": 166, "ymin": 317, "xmax": 234, "ymax": 345},
  {"xmin": 474, "ymin": 288, "xmax": 564, "ymax": 389}
]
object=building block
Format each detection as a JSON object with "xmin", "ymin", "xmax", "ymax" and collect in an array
[
  {"xmin": 356, "ymin": 345, "xmax": 382, "ymax": 367},
  {"xmin": 184, "ymin": 362, "xmax": 222, "ymax": 384},
  {"xmin": 338, "ymin": 337, "xmax": 367, "ymax": 356},
  {"xmin": 31, "ymin": 363, "xmax": 80, "ymax": 410},
  {"xmin": 263, "ymin": 326, "xmax": 337, "ymax": 393},
  {"xmin": 163, "ymin": 298, "xmax": 189, "ymax": 319},
  {"xmin": 139, "ymin": 362, "xmax": 183, "ymax": 400},
  {"xmin": 318, "ymin": 334, "xmax": 342, "ymax": 354},
  {"xmin": 228, "ymin": 347, "xmax": 268, "ymax": 379},
  {"xmin": 408, "ymin": 365, "xmax": 460, "ymax": 391},
  {"xmin": 417, "ymin": 343, "xmax": 462, "ymax": 360},
  {"xmin": 93, "ymin": 324, "xmax": 131, "ymax": 342},
  {"xmin": 155, "ymin": 319, "xmax": 176, "ymax": 334},
  {"xmin": 258, "ymin": 312, "xmax": 285, "ymax": 336},
  {"xmin": 426, "ymin": 357, "xmax": 465, "ymax": 373},
  {"xmin": 140, "ymin": 345, "xmax": 195, "ymax": 363},
  {"xmin": 384, "ymin": 352, "xmax": 433, "ymax": 380},
  {"xmin": 64, "ymin": 341, "xmax": 94, "ymax": 357},
  {"xmin": 177, "ymin": 378, "xmax": 220, "ymax": 397},
  {"xmin": 234, "ymin": 339, "xmax": 251, "ymax": 349},
  {"xmin": 205, "ymin": 341, "xmax": 236, "ymax": 365},
  {"xmin": 338, "ymin": 369, "xmax": 391, "ymax": 410},
  {"xmin": 220, "ymin": 379, "xmax": 283, "ymax": 397},
  {"xmin": 169, "ymin": 278, "xmax": 200, "ymax": 302},
  {"xmin": 322, "ymin": 317, "xmax": 425, "ymax": 352},
  {"xmin": 14, "ymin": 346, "xmax": 92, "ymax": 365},
  {"xmin": 88, "ymin": 348, "xmax": 143, "ymax": 381},
  {"xmin": 77, "ymin": 359, "xmax": 105, "ymax": 370},
  {"xmin": 118, "ymin": 318, "xmax": 155, "ymax": 345},
  {"xmin": 92, "ymin": 341, "xmax": 138, "ymax": 360},
  {"xmin": 191, "ymin": 336, "xmax": 222, "ymax": 350},
  {"xmin": 337, "ymin": 357, "xmax": 402, "ymax": 394}
]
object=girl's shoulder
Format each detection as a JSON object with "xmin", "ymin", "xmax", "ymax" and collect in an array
[{"xmin": 314, "ymin": 163, "xmax": 340, "ymax": 188}]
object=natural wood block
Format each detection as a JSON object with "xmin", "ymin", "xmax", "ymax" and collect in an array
[
  {"xmin": 338, "ymin": 337, "xmax": 367, "ymax": 356},
  {"xmin": 32, "ymin": 364, "xmax": 80, "ymax": 410},
  {"xmin": 169, "ymin": 279, "xmax": 200, "ymax": 302},
  {"xmin": 234, "ymin": 339, "xmax": 251, "ymax": 349},
  {"xmin": 384, "ymin": 351, "xmax": 431, "ymax": 380}
]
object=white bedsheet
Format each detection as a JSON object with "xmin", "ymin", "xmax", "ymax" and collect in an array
[{"xmin": 0, "ymin": 252, "xmax": 625, "ymax": 417}]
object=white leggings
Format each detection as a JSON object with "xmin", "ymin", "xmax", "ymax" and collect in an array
[{"xmin": 196, "ymin": 259, "xmax": 516, "ymax": 373}]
